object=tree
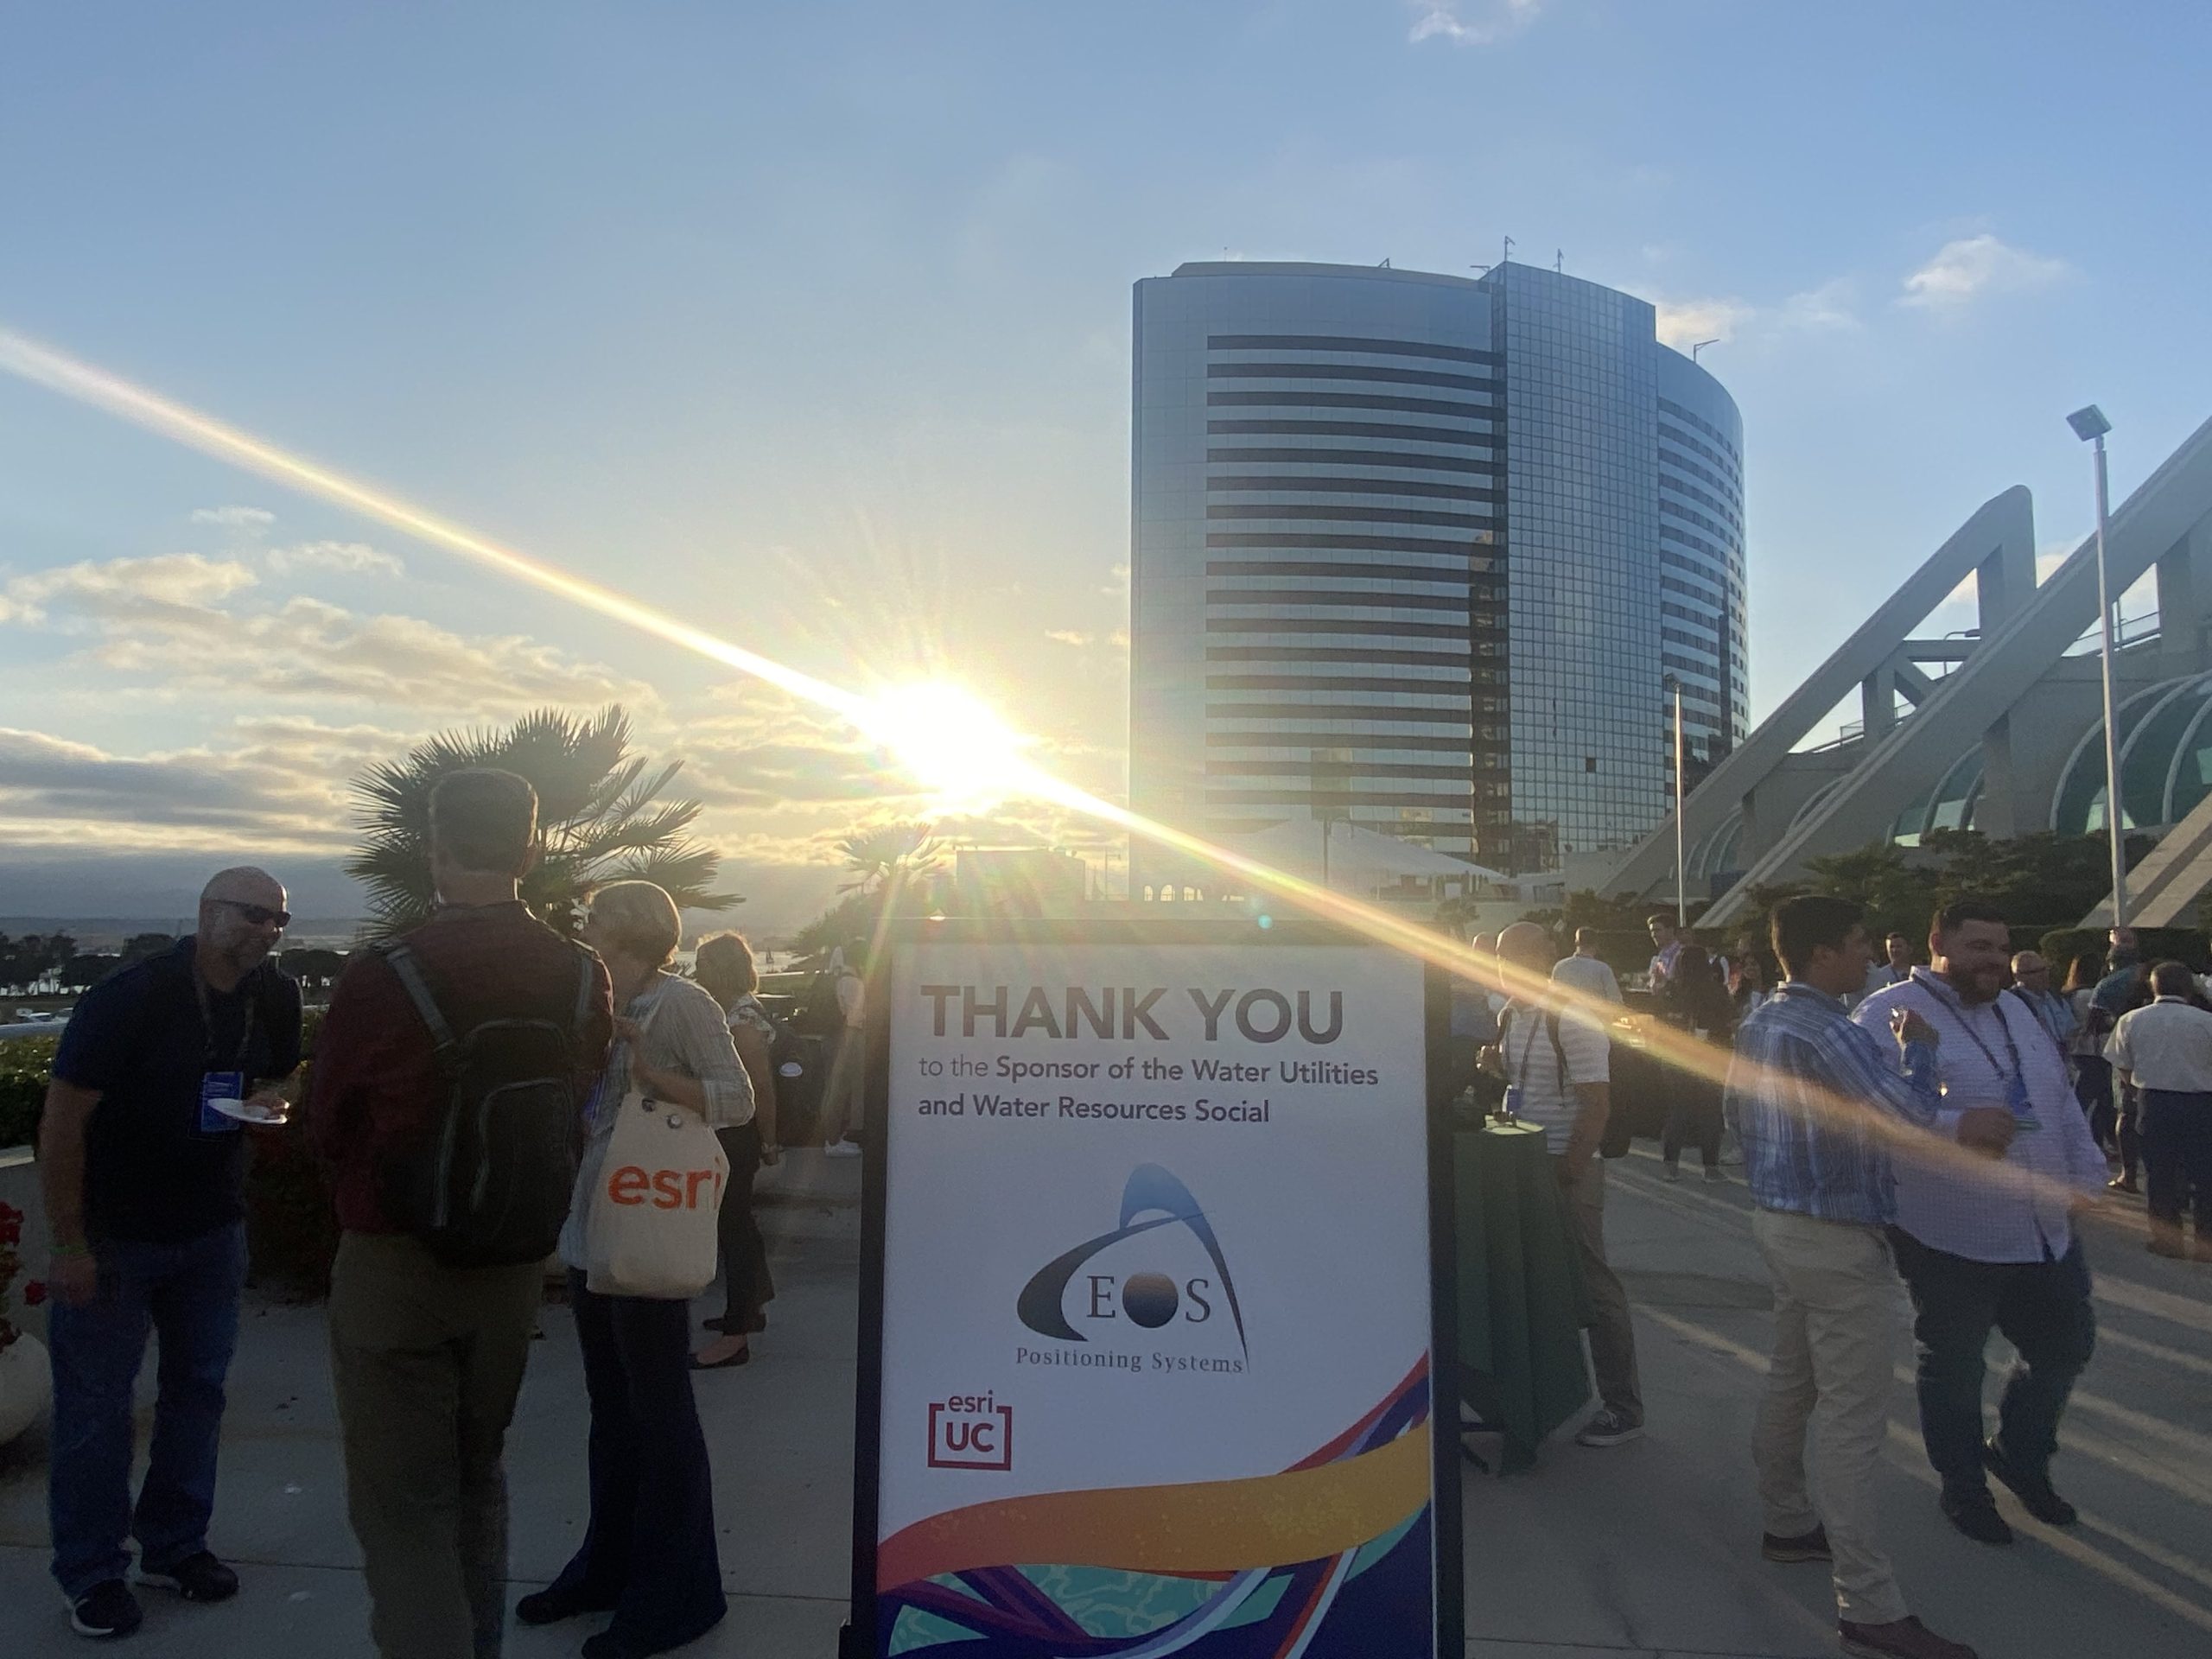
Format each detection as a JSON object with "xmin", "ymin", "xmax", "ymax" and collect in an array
[
  {"xmin": 346, "ymin": 705, "xmax": 741, "ymax": 938},
  {"xmin": 118, "ymin": 933, "xmax": 176, "ymax": 967},
  {"xmin": 836, "ymin": 822, "xmax": 945, "ymax": 895}
]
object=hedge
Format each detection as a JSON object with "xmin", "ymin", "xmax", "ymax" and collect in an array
[{"xmin": 0, "ymin": 1020, "xmax": 340, "ymax": 1300}]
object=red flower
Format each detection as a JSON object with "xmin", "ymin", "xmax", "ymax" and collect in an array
[
  {"xmin": 0, "ymin": 1217, "xmax": 22, "ymax": 1246},
  {"xmin": 22, "ymin": 1281, "xmax": 46, "ymax": 1306}
]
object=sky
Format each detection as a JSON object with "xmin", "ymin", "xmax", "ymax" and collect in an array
[{"xmin": 3, "ymin": 1, "xmax": 2209, "ymax": 938}]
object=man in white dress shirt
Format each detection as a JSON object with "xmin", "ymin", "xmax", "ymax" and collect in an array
[
  {"xmin": 2107, "ymin": 962, "xmax": 2212, "ymax": 1260},
  {"xmin": 1853, "ymin": 899, "xmax": 2108, "ymax": 1548}
]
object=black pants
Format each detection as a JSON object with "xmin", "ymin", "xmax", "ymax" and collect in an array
[
  {"xmin": 2140, "ymin": 1089, "xmax": 2212, "ymax": 1242},
  {"xmin": 548, "ymin": 1272, "xmax": 725, "ymax": 1652},
  {"xmin": 714, "ymin": 1125, "xmax": 774, "ymax": 1331},
  {"xmin": 1662, "ymin": 1075, "xmax": 1723, "ymax": 1169},
  {"xmin": 2074, "ymin": 1054, "xmax": 2116, "ymax": 1152},
  {"xmin": 1888, "ymin": 1230, "xmax": 2096, "ymax": 1495}
]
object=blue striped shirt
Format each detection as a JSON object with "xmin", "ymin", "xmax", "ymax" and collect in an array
[{"xmin": 1724, "ymin": 980, "xmax": 1942, "ymax": 1225}]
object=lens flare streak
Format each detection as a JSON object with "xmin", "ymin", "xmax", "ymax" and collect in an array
[{"xmin": 0, "ymin": 325, "xmax": 2101, "ymax": 1212}]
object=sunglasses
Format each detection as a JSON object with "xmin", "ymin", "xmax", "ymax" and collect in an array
[{"xmin": 218, "ymin": 899, "xmax": 292, "ymax": 930}]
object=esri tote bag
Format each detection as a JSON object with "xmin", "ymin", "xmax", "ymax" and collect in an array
[{"xmin": 584, "ymin": 1025, "xmax": 730, "ymax": 1300}]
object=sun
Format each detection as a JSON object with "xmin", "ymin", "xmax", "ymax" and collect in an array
[{"xmin": 856, "ymin": 680, "xmax": 1045, "ymax": 809}]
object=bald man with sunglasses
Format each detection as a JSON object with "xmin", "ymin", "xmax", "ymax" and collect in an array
[{"xmin": 38, "ymin": 868, "xmax": 302, "ymax": 1640}]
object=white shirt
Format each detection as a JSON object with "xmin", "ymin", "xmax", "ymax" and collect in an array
[
  {"xmin": 2109, "ymin": 996, "xmax": 2212, "ymax": 1093},
  {"xmin": 1551, "ymin": 954, "xmax": 1623, "ymax": 1006},
  {"xmin": 1853, "ymin": 969, "xmax": 2109, "ymax": 1263},
  {"xmin": 1499, "ymin": 998, "xmax": 1611, "ymax": 1154},
  {"xmin": 836, "ymin": 969, "xmax": 865, "ymax": 1030}
]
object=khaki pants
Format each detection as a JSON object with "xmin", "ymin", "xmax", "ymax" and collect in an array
[
  {"xmin": 1560, "ymin": 1157, "xmax": 1643, "ymax": 1423},
  {"xmin": 328, "ymin": 1232, "xmax": 543, "ymax": 1659},
  {"xmin": 1751, "ymin": 1207, "xmax": 1908, "ymax": 1628}
]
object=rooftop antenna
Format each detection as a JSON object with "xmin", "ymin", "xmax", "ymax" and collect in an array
[
  {"xmin": 1502, "ymin": 234, "xmax": 1514, "ymax": 265},
  {"xmin": 1555, "ymin": 249, "xmax": 1563, "ymax": 272},
  {"xmin": 1691, "ymin": 338, "xmax": 1720, "ymax": 362},
  {"xmin": 1470, "ymin": 263, "xmax": 1493, "ymax": 275},
  {"xmin": 1378, "ymin": 257, "xmax": 1391, "ymax": 268}
]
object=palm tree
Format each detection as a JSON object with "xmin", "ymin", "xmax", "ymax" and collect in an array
[
  {"xmin": 346, "ymin": 705, "xmax": 741, "ymax": 938},
  {"xmin": 836, "ymin": 822, "xmax": 945, "ymax": 894}
]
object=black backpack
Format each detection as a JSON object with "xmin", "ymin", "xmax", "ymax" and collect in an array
[
  {"xmin": 801, "ymin": 969, "xmax": 847, "ymax": 1036},
  {"xmin": 378, "ymin": 940, "xmax": 600, "ymax": 1268}
]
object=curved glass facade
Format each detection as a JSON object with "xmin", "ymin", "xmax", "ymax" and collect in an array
[{"xmin": 1129, "ymin": 261, "xmax": 1747, "ymax": 879}]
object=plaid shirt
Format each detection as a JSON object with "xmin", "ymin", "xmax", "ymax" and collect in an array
[{"xmin": 1724, "ymin": 980, "xmax": 1942, "ymax": 1225}]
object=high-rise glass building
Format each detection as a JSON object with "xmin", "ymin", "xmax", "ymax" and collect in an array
[{"xmin": 1128, "ymin": 259, "xmax": 1745, "ymax": 882}]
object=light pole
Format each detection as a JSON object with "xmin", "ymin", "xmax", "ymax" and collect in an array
[
  {"xmin": 2068, "ymin": 405, "xmax": 2125, "ymax": 926},
  {"xmin": 1667, "ymin": 674, "xmax": 1688, "ymax": 927}
]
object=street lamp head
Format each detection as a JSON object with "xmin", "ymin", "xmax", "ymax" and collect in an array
[{"xmin": 2068, "ymin": 404, "xmax": 2112, "ymax": 442}]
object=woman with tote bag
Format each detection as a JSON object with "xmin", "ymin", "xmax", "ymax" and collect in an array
[{"xmin": 519, "ymin": 881, "xmax": 753, "ymax": 1658}]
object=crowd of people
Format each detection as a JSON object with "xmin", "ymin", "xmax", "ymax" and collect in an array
[
  {"xmin": 1462, "ymin": 892, "xmax": 2207, "ymax": 1659},
  {"xmin": 29, "ymin": 767, "xmax": 876, "ymax": 1656}
]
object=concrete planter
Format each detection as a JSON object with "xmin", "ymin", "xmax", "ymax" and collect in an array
[{"xmin": 0, "ymin": 1332, "xmax": 48, "ymax": 1446}]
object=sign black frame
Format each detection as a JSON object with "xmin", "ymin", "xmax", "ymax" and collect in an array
[{"xmin": 839, "ymin": 916, "xmax": 1462, "ymax": 1658}]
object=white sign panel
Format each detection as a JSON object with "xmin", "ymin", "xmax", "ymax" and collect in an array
[{"xmin": 864, "ymin": 932, "xmax": 1446, "ymax": 1659}]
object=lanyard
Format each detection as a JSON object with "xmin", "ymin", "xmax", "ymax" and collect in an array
[
  {"xmin": 193, "ymin": 968, "xmax": 257, "ymax": 1073},
  {"xmin": 1916, "ymin": 975, "xmax": 2024, "ymax": 1086}
]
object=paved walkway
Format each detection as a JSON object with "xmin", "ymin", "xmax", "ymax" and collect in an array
[{"xmin": 2, "ymin": 1147, "xmax": 2207, "ymax": 1657}]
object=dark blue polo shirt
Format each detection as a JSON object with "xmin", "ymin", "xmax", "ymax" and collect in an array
[{"xmin": 54, "ymin": 938, "xmax": 302, "ymax": 1243}]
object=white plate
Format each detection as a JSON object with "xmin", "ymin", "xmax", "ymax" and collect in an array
[{"xmin": 208, "ymin": 1097, "xmax": 287, "ymax": 1125}]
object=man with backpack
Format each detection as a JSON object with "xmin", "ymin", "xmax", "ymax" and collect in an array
[
  {"xmin": 1486, "ymin": 921, "xmax": 1643, "ymax": 1447},
  {"xmin": 309, "ymin": 770, "xmax": 612, "ymax": 1659}
]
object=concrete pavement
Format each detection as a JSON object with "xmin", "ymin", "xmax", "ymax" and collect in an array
[{"xmin": 2, "ymin": 1145, "xmax": 2207, "ymax": 1657}]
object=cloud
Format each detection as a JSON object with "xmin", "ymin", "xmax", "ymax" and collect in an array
[
  {"xmin": 265, "ymin": 540, "xmax": 404, "ymax": 577},
  {"xmin": 1652, "ymin": 279, "xmax": 1860, "ymax": 351},
  {"xmin": 1899, "ymin": 233, "xmax": 2070, "ymax": 310},
  {"xmin": 1408, "ymin": 0, "xmax": 1546, "ymax": 46},
  {"xmin": 1045, "ymin": 629, "xmax": 1092, "ymax": 646},
  {"xmin": 0, "ymin": 553, "xmax": 260, "ymax": 626},
  {"xmin": 1, "ymin": 552, "xmax": 647, "ymax": 711},
  {"xmin": 189, "ymin": 505, "xmax": 274, "ymax": 531},
  {"xmin": 1653, "ymin": 297, "xmax": 1754, "ymax": 350}
]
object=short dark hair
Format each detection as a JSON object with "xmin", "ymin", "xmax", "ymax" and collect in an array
[
  {"xmin": 429, "ymin": 769, "xmax": 537, "ymax": 875},
  {"xmin": 1648, "ymin": 912, "xmax": 1675, "ymax": 929},
  {"xmin": 1770, "ymin": 895, "xmax": 1864, "ymax": 979},
  {"xmin": 1886, "ymin": 931, "xmax": 1911, "ymax": 945},
  {"xmin": 2151, "ymin": 960, "xmax": 2196, "ymax": 998},
  {"xmin": 1574, "ymin": 925, "xmax": 1599, "ymax": 948},
  {"xmin": 1931, "ymin": 897, "xmax": 2008, "ymax": 939}
]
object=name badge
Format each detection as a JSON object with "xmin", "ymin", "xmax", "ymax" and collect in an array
[
  {"xmin": 2005, "ymin": 1070, "xmax": 2042, "ymax": 1132},
  {"xmin": 1502, "ymin": 1084, "xmax": 1524, "ymax": 1122},
  {"xmin": 199, "ymin": 1071, "xmax": 247, "ymax": 1135}
]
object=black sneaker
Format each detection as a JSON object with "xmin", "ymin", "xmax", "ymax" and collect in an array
[
  {"xmin": 1983, "ymin": 1440, "xmax": 2077, "ymax": 1526},
  {"xmin": 1761, "ymin": 1524, "xmax": 1832, "ymax": 1563},
  {"xmin": 1939, "ymin": 1488, "xmax": 2014, "ymax": 1546},
  {"xmin": 137, "ymin": 1551, "xmax": 238, "ymax": 1602},
  {"xmin": 70, "ymin": 1580, "xmax": 143, "ymax": 1639}
]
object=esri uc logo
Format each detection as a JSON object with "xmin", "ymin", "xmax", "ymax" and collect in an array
[{"xmin": 1016, "ymin": 1165, "xmax": 1248, "ymax": 1362}]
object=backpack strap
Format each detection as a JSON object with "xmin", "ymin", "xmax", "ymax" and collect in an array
[
  {"xmin": 1545, "ymin": 1007, "xmax": 1568, "ymax": 1093},
  {"xmin": 569, "ymin": 946, "xmax": 598, "ymax": 1033},
  {"xmin": 378, "ymin": 943, "xmax": 464, "ymax": 1079}
]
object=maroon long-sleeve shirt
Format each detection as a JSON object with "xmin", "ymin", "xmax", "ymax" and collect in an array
[{"xmin": 308, "ymin": 900, "xmax": 613, "ymax": 1234}]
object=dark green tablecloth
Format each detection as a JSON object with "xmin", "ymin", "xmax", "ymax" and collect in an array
[{"xmin": 1453, "ymin": 1122, "xmax": 1594, "ymax": 1471}]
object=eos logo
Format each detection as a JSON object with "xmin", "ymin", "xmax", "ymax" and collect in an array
[
  {"xmin": 605, "ymin": 1165, "xmax": 724, "ymax": 1210},
  {"xmin": 1017, "ymin": 1164, "xmax": 1248, "ymax": 1356},
  {"xmin": 928, "ymin": 1394, "xmax": 1013, "ymax": 1471}
]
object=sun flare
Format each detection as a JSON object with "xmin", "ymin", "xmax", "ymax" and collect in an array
[{"xmin": 856, "ymin": 681, "xmax": 1043, "ymax": 809}]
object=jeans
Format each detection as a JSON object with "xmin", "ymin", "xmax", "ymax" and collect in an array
[
  {"xmin": 713, "ymin": 1125, "xmax": 774, "ymax": 1330},
  {"xmin": 547, "ymin": 1272, "xmax": 725, "ymax": 1653},
  {"xmin": 2140, "ymin": 1089, "xmax": 2212, "ymax": 1244},
  {"xmin": 47, "ymin": 1220, "xmax": 246, "ymax": 1600},
  {"xmin": 1888, "ymin": 1230, "xmax": 2096, "ymax": 1495},
  {"xmin": 327, "ymin": 1232, "xmax": 543, "ymax": 1659},
  {"xmin": 1662, "ymin": 1075, "xmax": 1724, "ymax": 1170},
  {"xmin": 1555, "ymin": 1157, "xmax": 1642, "ymax": 1423}
]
